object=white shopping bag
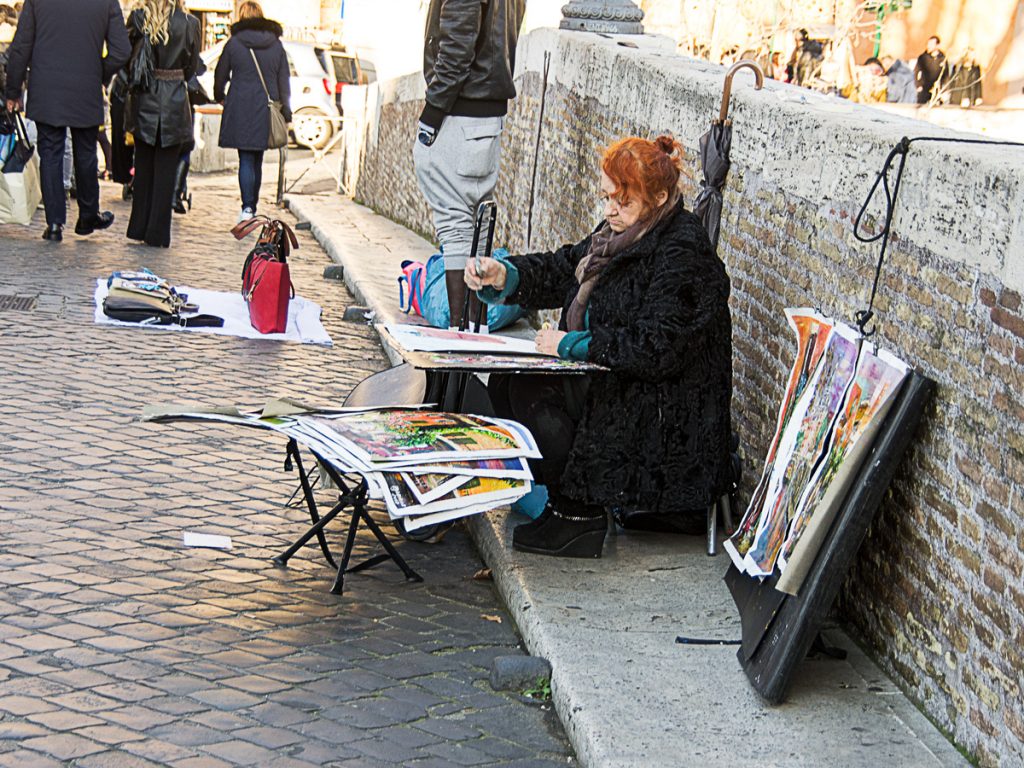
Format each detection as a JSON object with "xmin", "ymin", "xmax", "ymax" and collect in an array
[{"xmin": 0, "ymin": 151, "xmax": 42, "ymax": 225}]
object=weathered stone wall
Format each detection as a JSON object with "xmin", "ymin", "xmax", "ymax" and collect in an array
[{"xmin": 349, "ymin": 29, "xmax": 1024, "ymax": 767}]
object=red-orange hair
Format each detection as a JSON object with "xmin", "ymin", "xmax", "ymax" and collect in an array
[{"xmin": 601, "ymin": 135, "xmax": 683, "ymax": 212}]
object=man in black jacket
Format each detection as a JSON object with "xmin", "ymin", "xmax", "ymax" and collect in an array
[
  {"xmin": 4, "ymin": 0, "xmax": 130, "ymax": 242},
  {"xmin": 914, "ymin": 35, "xmax": 947, "ymax": 105},
  {"xmin": 413, "ymin": 0, "xmax": 526, "ymax": 329}
]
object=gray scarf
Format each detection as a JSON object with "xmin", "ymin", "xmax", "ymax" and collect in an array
[{"xmin": 565, "ymin": 190, "xmax": 681, "ymax": 332}]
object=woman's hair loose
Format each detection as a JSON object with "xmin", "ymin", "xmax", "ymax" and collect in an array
[
  {"xmin": 237, "ymin": 1, "xmax": 264, "ymax": 20},
  {"xmin": 138, "ymin": 0, "xmax": 181, "ymax": 46},
  {"xmin": 601, "ymin": 135, "xmax": 683, "ymax": 211}
]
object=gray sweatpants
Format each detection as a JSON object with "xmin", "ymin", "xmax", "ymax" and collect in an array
[{"xmin": 413, "ymin": 115, "xmax": 504, "ymax": 270}]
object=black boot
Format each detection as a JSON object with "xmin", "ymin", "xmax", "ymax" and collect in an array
[
  {"xmin": 513, "ymin": 500, "xmax": 554, "ymax": 536},
  {"xmin": 513, "ymin": 498, "xmax": 606, "ymax": 558},
  {"xmin": 445, "ymin": 269, "xmax": 483, "ymax": 331},
  {"xmin": 172, "ymin": 156, "xmax": 189, "ymax": 215}
]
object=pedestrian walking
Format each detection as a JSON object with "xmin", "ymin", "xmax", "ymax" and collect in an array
[
  {"xmin": 124, "ymin": 0, "xmax": 200, "ymax": 248},
  {"xmin": 413, "ymin": 0, "xmax": 526, "ymax": 329},
  {"xmin": 3, "ymin": 0, "xmax": 130, "ymax": 242},
  {"xmin": 213, "ymin": 1, "xmax": 290, "ymax": 224},
  {"xmin": 915, "ymin": 35, "xmax": 948, "ymax": 104}
]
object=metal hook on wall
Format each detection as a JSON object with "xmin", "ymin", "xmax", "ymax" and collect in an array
[{"xmin": 719, "ymin": 60, "xmax": 765, "ymax": 124}]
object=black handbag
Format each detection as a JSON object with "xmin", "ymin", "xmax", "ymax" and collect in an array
[
  {"xmin": 0, "ymin": 107, "xmax": 14, "ymax": 137},
  {"xmin": 2, "ymin": 111, "xmax": 34, "ymax": 175}
]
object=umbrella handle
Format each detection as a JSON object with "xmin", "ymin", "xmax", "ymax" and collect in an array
[{"xmin": 719, "ymin": 60, "xmax": 765, "ymax": 123}]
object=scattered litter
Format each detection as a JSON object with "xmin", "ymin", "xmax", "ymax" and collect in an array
[
  {"xmin": 481, "ymin": 614, "xmax": 503, "ymax": 624},
  {"xmin": 183, "ymin": 532, "xmax": 232, "ymax": 549},
  {"xmin": 472, "ymin": 568, "xmax": 493, "ymax": 581}
]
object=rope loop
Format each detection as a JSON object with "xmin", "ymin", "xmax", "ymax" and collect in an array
[{"xmin": 851, "ymin": 135, "xmax": 1023, "ymax": 338}]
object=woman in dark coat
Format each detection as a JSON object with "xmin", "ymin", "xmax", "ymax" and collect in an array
[
  {"xmin": 467, "ymin": 136, "xmax": 733, "ymax": 558},
  {"xmin": 213, "ymin": 1, "xmax": 290, "ymax": 223},
  {"xmin": 125, "ymin": 0, "xmax": 200, "ymax": 247}
]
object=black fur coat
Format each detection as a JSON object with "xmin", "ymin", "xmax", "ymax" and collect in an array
[{"xmin": 506, "ymin": 200, "xmax": 733, "ymax": 515}]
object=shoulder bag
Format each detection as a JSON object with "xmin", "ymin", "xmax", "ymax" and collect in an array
[
  {"xmin": 250, "ymin": 49, "xmax": 288, "ymax": 150},
  {"xmin": 1, "ymin": 111, "xmax": 34, "ymax": 174},
  {"xmin": 232, "ymin": 215, "xmax": 298, "ymax": 334}
]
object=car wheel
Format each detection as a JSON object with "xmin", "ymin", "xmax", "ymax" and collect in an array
[{"xmin": 291, "ymin": 108, "xmax": 334, "ymax": 150}]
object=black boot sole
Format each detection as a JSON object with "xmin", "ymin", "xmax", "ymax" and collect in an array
[{"xmin": 513, "ymin": 529, "xmax": 605, "ymax": 558}]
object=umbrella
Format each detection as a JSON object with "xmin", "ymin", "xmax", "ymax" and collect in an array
[{"xmin": 694, "ymin": 60, "xmax": 764, "ymax": 252}]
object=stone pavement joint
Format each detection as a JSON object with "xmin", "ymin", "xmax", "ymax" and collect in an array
[{"xmin": 0, "ymin": 168, "xmax": 573, "ymax": 767}]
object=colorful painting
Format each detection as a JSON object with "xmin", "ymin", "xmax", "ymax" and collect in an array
[
  {"xmin": 304, "ymin": 410, "xmax": 541, "ymax": 464},
  {"xmin": 741, "ymin": 324, "xmax": 861, "ymax": 577},
  {"xmin": 728, "ymin": 309, "xmax": 835, "ymax": 561},
  {"xmin": 724, "ymin": 308, "xmax": 912, "ymax": 590},
  {"xmin": 775, "ymin": 347, "xmax": 908, "ymax": 594}
]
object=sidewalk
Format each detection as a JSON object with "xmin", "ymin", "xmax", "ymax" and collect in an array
[
  {"xmin": 0, "ymin": 170, "xmax": 573, "ymax": 768},
  {"xmin": 286, "ymin": 192, "xmax": 970, "ymax": 768}
]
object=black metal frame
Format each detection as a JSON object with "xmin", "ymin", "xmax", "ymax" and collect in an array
[{"xmin": 274, "ymin": 438, "xmax": 423, "ymax": 595}]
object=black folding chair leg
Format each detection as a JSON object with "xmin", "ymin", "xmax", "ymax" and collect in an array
[
  {"xmin": 330, "ymin": 501, "xmax": 364, "ymax": 595},
  {"xmin": 287, "ymin": 439, "xmax": 336, "ymax": 567},
  {"xmin": 273, "ymin": 497, "xmax": 347, "ymax": 566},
  {"xmin": 360, "ymin": 510, "xmax": 424, "ymax": 584}
]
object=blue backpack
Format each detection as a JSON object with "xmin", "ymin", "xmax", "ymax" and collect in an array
[{"xmin": 398, "ymin": 249, "xmax": 524, "ymax": 331}]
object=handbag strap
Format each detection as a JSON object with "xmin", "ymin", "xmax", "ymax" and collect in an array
[
  {"xmin": 13, "ymin": 111, "xmax": 32, "ymax": 150},
  {"xmin": 249, "ymin": 49, "xmax": 272, "ymax": 104},
  {"xmin": 231, "ymin": 215, "xmax": 299, "ymax": 258}
]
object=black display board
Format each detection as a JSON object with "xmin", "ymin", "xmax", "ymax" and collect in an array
[{"xmin": 726, "ymin": 371, "xmax": 935, "ymax": 704}]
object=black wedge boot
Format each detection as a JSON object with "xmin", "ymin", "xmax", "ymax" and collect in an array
[{"xmin": 512, "ymin": 498, "xmax": 606, "ymax": 558}]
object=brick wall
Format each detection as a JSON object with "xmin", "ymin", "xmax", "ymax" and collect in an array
[{"xmin": 348, "ymin": 30, "xmax": 1024, "ymax": 766}]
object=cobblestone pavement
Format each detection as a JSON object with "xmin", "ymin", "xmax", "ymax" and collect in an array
[{"xmin": 0, "ymin": 170, "xmax": 573, "ymax": 767}]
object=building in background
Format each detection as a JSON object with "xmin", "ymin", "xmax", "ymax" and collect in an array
[{"xmin": 640, "ymin": 0, "xmax": 1024, "ymax": 105}]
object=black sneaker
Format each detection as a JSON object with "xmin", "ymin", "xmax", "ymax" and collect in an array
[
  {"xmin": 41, "ymin": 223, "xmax": 63, "ymax": 242},
  {"xmin": 74, "ymin": 211, "xmax": 115, "ymax": 236}
]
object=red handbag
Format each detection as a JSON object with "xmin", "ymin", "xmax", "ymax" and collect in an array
[{"xmin": 232, "ymin": 216, "xmax": 298, "ymax": 334}]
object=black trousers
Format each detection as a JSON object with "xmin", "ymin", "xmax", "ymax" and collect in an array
[
  {"xmin": 488, "ymin": 373, "xmax": 589, "ymax": 498},
  {"xmin": 127, "ymin": 138, "xmax": 181, "ymax": 247},
  {"xmin": 35, "ymin": 123, "xmax": 99, "ymax": 227},
  {"xmin": 108, "ymin": 97, "xmax": 134, "ymax": 184}
]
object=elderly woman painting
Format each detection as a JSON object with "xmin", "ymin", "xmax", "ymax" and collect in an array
[{"xmin": 466, "ymin": 135, "xmax": 732, "ymax": 559}]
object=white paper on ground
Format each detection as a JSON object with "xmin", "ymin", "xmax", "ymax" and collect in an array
[
  {"xmin": 94, "ymin": 280, "xmax": 333, "ymax": 346},
  {"xmin": 183, "ymin": 532, "xmax": 233, "ymax": 549}
]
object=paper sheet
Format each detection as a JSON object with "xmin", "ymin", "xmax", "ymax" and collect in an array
[{"xmin": 183, "ymin": 532, "xmax": 233, "ymax": 549}]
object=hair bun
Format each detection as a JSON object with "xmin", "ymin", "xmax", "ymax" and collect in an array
[{"xmin": 654, "ymin": 134, "xmax": 679, "ymax": 156}]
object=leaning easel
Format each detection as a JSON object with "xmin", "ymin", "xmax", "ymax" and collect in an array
[{"xmin": 274, "ymin": 438, "xmax": 423, "ymax": 595}]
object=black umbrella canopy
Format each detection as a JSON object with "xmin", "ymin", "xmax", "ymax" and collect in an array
[
  {"xmin": 694, "ymin": 121, "xmax": 733, "ymax": 252},
  {"xmin": 693, "ymin": 60, "xmax": 764, "ymax": 253}
]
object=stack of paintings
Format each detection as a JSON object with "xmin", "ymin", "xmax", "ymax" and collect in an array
[
  {"xmin": 724, "ymin": 309, "xmax": 910, "ymax": 595},
  {"xmin": 144, "ymin": 405, "xmax": 539, "ymax": 531}
]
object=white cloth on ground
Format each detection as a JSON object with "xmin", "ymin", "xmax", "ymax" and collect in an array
[{"xmin": 93, "ymin": 279, "xmax": 333, "ymax": 346}]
